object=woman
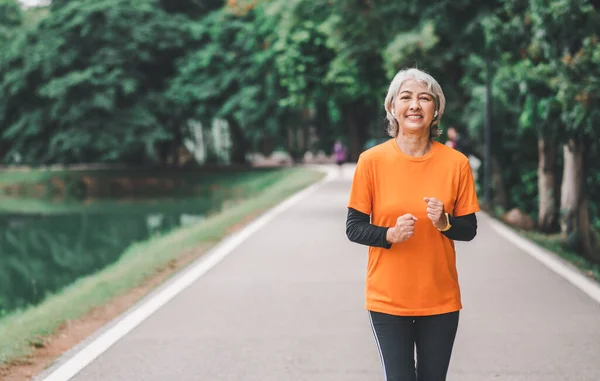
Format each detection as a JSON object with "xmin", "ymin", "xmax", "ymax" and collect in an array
[{"xmin": 346, "ymin": 68, "xmax": 480, "ymax": 381}]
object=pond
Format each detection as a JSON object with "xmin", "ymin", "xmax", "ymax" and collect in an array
[{"xmin": 0, "ymin": 168, "xmax": 282, "ymax": 314}]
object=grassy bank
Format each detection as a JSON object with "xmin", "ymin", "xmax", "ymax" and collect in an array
[
  {"xmin": 0, "ymin": 165, "xmax": 260, "ymax": 184},
  {"xmin": 0, "ymin": 167, "xmax": 300, "ymax": 214},
  {"xmin": 0, "ymin": 167, "xmax": 326, "ymax": 366},
  {"xmin": 0, "ymin": 165, "xmax": 287, "ymax": 201}
]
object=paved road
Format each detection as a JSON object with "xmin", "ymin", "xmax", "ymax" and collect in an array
[{"xmin": 40, "ymin": 165, "xmax": 600, "ymax": 381}]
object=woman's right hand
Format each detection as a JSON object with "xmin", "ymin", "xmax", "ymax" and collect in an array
[{"xmin": 386, "ymin": 214, "xmax": 418, "ymax": 244}]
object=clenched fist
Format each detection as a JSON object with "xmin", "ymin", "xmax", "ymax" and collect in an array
[
  {"xmin": 424, "ymin": 197, "xmax": 448, "ymax": 230},
  {"xmin": 386, "ymin": 213, "xmax": 418, "ymax": 244}
]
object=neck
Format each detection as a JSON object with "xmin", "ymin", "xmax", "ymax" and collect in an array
[{"xmin": 395, "ymin": 134, "xmax": 432, "ymax": 157}]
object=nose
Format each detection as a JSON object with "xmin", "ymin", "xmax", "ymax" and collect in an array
[{"xmin": 409, "ymin": 97, "xmax": 421, "ymax": 110}]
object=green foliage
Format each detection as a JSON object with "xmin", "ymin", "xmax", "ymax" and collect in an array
[
  {"xmin": 0, "ymin": 0, "xmax": 598, "ymax": 256},
  {"xmin": 22, "ymin": 5, "xmax": 50, "ymax": 28},
  {"xmin": 527, "ymin": 0, "xmax": 600, "ymax": 140},
  {"xmin": 317, "ymin": 0, "xmax": 400, "ymax": 105},
  {"xmin": 382, "ymin": 22, "xmax": 439, "ymax": 78},
  {"xmin": 0, "ymin": 0, "xmax": 22, "ymax": 44},
  {"xmin": 274, "ymin": 13, "xmax": 334, "ymax": 109},
  {"xmin": 168, "ymin": 4, "xmax": 289, "ymax": 156},
  {"xmin": 0, "ymin": 0, "xmax": 199, "ymax": 164}
]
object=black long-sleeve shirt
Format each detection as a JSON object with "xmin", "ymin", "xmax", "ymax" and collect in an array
[{"xmin": 346, "ymin": 207, "xmax": 477, "ymax": 248}]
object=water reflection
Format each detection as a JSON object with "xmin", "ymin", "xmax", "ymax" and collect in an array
[{"xmin": 0, "ymin": 200, "xmax": 213, "ymax": 313}]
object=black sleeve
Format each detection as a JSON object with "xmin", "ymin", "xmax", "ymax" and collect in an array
[
  {"xmin": 346, "ymin": 208, "xmax": 478, "ymax": 247},
  {"xmin": 442, "ymin": 213, "xmax": 477, "ymax": 241},
  {"xmin": 346, "ymin": 208, "xmax": 392, "ymax": 249}
]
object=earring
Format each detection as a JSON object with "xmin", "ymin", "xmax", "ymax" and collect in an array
[{"xmin": 433, "ymin": 110, "xmax": 438, "ymax": 119}]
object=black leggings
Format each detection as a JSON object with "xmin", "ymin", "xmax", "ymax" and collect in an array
[{"xmin": 369, "ymin": 310, "xmax": 460, "ymax": 381}]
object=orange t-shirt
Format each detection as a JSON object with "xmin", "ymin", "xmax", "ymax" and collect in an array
[{"xmin": 348, "ymin": 139, "xmax": 480, "ymax": 316}]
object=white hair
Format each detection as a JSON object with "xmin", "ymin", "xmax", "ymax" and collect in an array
[{"xmin": 384, "ymin": 68, "xmax": 446, "ymax": 138}]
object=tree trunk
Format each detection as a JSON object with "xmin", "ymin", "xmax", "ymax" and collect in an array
[
  {"xmin": 345, "ymin": 107, "xmax": 360, "ymax": 161},
  {"xmin": 560, "ymin": 138, "xmax": 599, "ymax": 263},
  {"xmin": 228, "ymin": 119, "xmax": 247, "ymax": 165},
  {"xmin": 286, "ymin": 122, "xmax": 300, "ymax": 164},
  {"xmin": 344, "ymin": 102, "xmax": 368, "ymax": 161},
  {"xmin": 202, "ymin": 119, "xmax": 217, "ymax": 163},
  {"xmin": 560, "ymin": 138, "xmax": 582, "ymax": 238},
  {"xmin": 298, "ymin": 108, "xmax": 311, "ymax": 154},
  {"xmin": 491, "ymin": 155, "xmax": 509, "ymax": 210},
  {"xmin": 314, "ymin": 101, "xmax": 329, "ymax": 151},
  {"xmin": 578, "ymin": 194, "xmax": 599, "ymax": 263},
  {"xmin": 483, "ymin": 56, "xmax": 494, "ymax": 209},
  {"xmin": 155, "ymin": 129, "xmax": 179, "ymax": 166},
  {"xmin": 537, "ymin": 136, "xmax": 558, "ymax": 232}
]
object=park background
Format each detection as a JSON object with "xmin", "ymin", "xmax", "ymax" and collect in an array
[{"xmin": 0, "ymin": 0, "xmax": 599, "ymax": 376}]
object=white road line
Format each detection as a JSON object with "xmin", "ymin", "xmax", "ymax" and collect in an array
[
  {"xmin": 484, "ymin": 212, "xmax": 600, "ymax": 305},
  {"xmin": 38, "ymin": 166, "xmax": 336, "ymax": 381}
]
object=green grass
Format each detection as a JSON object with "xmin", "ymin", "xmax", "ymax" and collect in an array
[
  {"xmin": 0, "ymin": 166, "xmax": 271, "ymax": 185},
  {"xmin": 0, "ymin": 167, "xmax": 325, "ymax": 366},
  {"xmin": 0, "ymin": 168, "xmax": 82, "ymax": 185}
]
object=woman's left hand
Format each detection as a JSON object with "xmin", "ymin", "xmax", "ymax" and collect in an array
[{"xmin": 424, "ymin": 197, "xmax": 447, "ymax": 230}]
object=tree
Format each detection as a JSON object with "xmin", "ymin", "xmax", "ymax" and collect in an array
[
  {"xmin": 271, "ymin": 0, "xmax": 336, "ymax": 155},
  {"xmin": 0, "ymin": 0, "xmax": 196, "ymax": 164},
  {"xmin": 169, "ymin": 4, "xmax": 287, "ymax": 164},
  {"xmin": 528, "ymin": 0, "xmax": 600, "ymax": 260},
  {"xmin": 481, "ymin": 0, "xmax": 562, "ymax": 230},
  {"xmin": 318, "ymin": 0, "xmax": 395, "ymax": 159},
  {"xmin": 555, "ymin": 35, "xmax": 600, "ymax": 260}
]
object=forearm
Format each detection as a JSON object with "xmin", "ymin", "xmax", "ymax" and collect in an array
[
  {"xmin": 346, "ymin": 208, "xmax": 477, "ymax": 246},
  {"xmin": 442, "ymin": 213, "xmax": 477, "ymax": 241},
  {"xmin": 346, "ymin": 208, "xmax": 392, "ymax": 249}
]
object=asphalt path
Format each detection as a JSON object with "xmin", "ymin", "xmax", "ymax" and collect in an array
[{"xmin": 36, "ymin": 165, "xmax": 600, "ymax": 381}]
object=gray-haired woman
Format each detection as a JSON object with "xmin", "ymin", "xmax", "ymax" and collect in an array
[{"xmin": 346, "ymin": 67, "xmax": 480, "ymax": 380}]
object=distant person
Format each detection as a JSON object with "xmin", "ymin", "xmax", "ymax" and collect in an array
[
  {"xmin": 445, "ymin": 126, "xmax": 469, "ymax": 155},
  {"xmin": 346, "ymin": 68, "xmax": 480, "ymax": 381},
  {"xmin": 445, "ymin": 127, "xmax": 457, "ymax": 149},
  {"xmin": 333, "ymin": 139, "xmax": 347, "ymax": 168}
]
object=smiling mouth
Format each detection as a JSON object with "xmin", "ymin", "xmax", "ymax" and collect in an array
[{"xmin": 406, "ymin": 115, "xmax": 423, "ymax": 120}]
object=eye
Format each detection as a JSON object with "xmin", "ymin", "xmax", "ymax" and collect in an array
[
  {"xmin": 419, "ymin": 96, "xmax": 431, "ymax": 101},
  {"xmin": 400, "ymin": 96, "xmax": 410, "ymax": 100}
]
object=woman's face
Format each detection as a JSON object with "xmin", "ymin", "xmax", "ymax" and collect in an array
[{"xmin": 392, "ymin": 79, "xmax": 436, "ymax": 136}]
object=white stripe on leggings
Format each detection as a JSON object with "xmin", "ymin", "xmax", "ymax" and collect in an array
[{"xmin": 368, "ymin": 312, "xmax": 388, "ymax": 381}]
